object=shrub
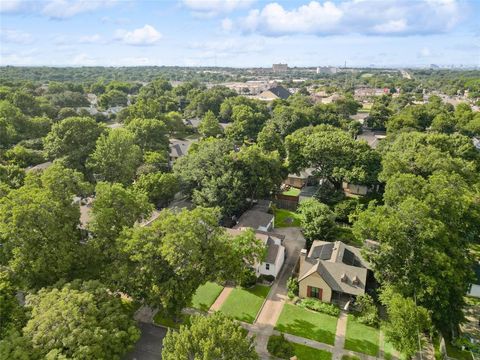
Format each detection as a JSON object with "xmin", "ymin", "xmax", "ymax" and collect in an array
[
  {"xmin": 240, "ymin": 268, "xmax": 257, "ymax": 288},
  {"xmin": 342, "ymin": 355, "xmax": 360, "ymax": 360},
  {"xmin": 353, "ymin": 294, "xmax": 378, "ymax": 327},
  {"xmin": 314, "ymin": 181, "xmax": 345, "ymax": 206},
  {"xmin": 298, "ymin": 298, "xmax": 340, "ymax": 317},
  {"xmin": 259, "ymin": 274, "xmax": 275, "ymax": 283},
  {"xmin": 334, "ymin": 199, "xmax": 359, "ymax": 224},
  {"xmin": 287, "ymin": 277, "xmax": 299, "ymax": 299},
  {"xmin": 267, "ymin": 335, "xmax": 294, "ymax": 359}
]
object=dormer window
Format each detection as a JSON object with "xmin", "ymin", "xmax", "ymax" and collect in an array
[
  {"xmin": 341, "ymin": 273, "xmax": 348, "ymax": 282},
  {"xmin": 352, "ymin": 276, "xmax": 359, "ymax": 285}
]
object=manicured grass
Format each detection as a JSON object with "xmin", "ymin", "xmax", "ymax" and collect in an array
[
  {"xmin": 275, "ymin": 304, "xmax": 338, "ymax": 345},
  {"xmin": 275, "ymin": 208, "xmax": 301, "ymax": 228},
  {"xmin": 344, "ymin": 315, "xmax": 380, "ymax": 356},
  {"xmin": 219, "ymin": 285, "xmax": 270, "ymax": 324},
  {"xmin": 292, "ymin": 343, "xmax": 332, "ymax": 360},
  {"xmin": 282, "ymin": 187, "xmax": 301, "ymax": 197},
  {"xmin": 341, "ymin": 356, "xmax": 360, "ymax": 360},
  {"xmin": 445, "ymin": 342, "xmax": 473, "ymax": 360},
  {"xmin": 190, "ymin": 282, "xmax": 224, "ymax": 311},
  {"xmin": 383, "ymin": 338, "xmax": 396, "ymax": 360},
  {"xmin": 153, "ymin": 311, "xmax": 191, "ymax": 329}
]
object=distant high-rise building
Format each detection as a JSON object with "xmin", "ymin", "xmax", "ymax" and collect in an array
[{"xmin": 272, "ymin": 63, "xmax": 288, "ymax": 73}]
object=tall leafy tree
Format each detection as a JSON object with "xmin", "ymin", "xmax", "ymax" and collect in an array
[
  {"xmin": 20, "ymin": 280, "xmax": 139, "ymax": 359},
  {"xmin": 43, "ymin": 117, "xmax": 105, "ymax": 171},
  {"xmin": 297, "ymin": 198, "xmax": 336, "ymax": 247},
  {"xmin": 126, "ymin": 118, "xmax": 169, "ymax": 151},
  {"xmin": 133, "ymin": 172, "xmax": 179, "ymax": 207},
  {"xmin": 198, "ymin": 110, "xmax": 222, "ymax": 138},
  {"xmin": 88, "ymin": 128, "xmax": 142, "ymax": 184},
  {"xmin": 113, "ymin": 207, "xmax": 264, "ymax": 315},
  {"xmin": 162, "ymin": 312, "xmax": 258, "ymax": 360}
]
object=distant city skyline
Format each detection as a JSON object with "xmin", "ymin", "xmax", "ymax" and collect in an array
[{"xmin": 1, "ymin": 0, "xmax": 479, "ymax": 67}]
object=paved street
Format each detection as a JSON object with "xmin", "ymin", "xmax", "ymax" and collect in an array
[{"xmin": 124, "ymin": 323, "xmax": 167, "ymax": 360}]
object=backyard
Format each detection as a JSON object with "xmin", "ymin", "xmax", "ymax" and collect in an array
[
  {"xmin": 190, "ymin": 282, "xmax": 224, "ymax": 311},
  {"xmin": 153, "ymin": 311, "xmax": 191, "ymax": 329},
  {"xmin": 344, "ymin": 315, "xmax": 380, "ymax": 356},
  {"xmin": 275, "ymin": 208, "xmax": 301, "ymax": 227},
  {"xmin": 275, "ymin": 304, "xmax": 338, "ymax": 345},
  {"xmin": 219, "ymin": 285, "xmax": 270, "ymax": 323}
]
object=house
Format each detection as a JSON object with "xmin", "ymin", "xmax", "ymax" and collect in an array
[
  {"xmin": 356, "ymin": 130, "xmax": 386, "ymax": 149},
  {"xmin": 169, "ymin": 138, "xmax": 196, "ymax": 165},
  {"xmin": 227, "ymin": 227, "xmax": 285, "ymax": 278},
  {"xmin": 257, "ymin": 85, "xmax": 291, "ymax": 101},
  {"xmin": 298, "ymin": 240, "xmax": 370, "ymax": 304},
  {"xmin": 25, "ymin": 161, "xmax": 53, "ymax": 173},
  {"xmin": 284, "ymin": 168, "xmax": 317, "ymax": 188},
  {"xmin": 236, "ymin": 209, "xmax": 274, "ymax": 232},
  {"xmin": 184, "ymin": 118, "xmax": 201, "ymax": 129}
]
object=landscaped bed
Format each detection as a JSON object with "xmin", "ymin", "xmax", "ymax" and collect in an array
[
  {"xmin": 153, "ymin": 311, "xmax": 191, "ymax": 329},
  {"xmin": 275, "ymin": 304, "xmax": 338, "ymax": 345},
  {"xmin": 344, "ymin": 315, "xmax": 380, "ymax": 356},
  {"xmin": 219, "ymin": 285, "xmax": 270, "ymax": 324},
  {"xmin": 190, "ymin": 282, "xmax": 224, "ymax": 311},
  {"xmin": 292, "ymin": 343, "xmax": 332, "ymax": 360},
  {"xmin": 275, "ymin": 208, "xmax": 301, "ymax": 227}
]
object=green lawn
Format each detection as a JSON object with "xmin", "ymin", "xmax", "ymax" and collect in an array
[
  {"xmin": 282, "ymin": 187, "xmax": 301, "ymax": 197},
  {"xmin": 153, "ymin": 311, "xmax": 191, "ymax": 329},
  {"xmin": 383, "ymin": 337, "xmax": 396, "ymax": 360},
  {"xmin": 344, "ymin": 315, "xmax": 380, "ymax": 356},
  {"xmin": 275, "ymin": 304, "xmax": 338, "ymax": 345},
  {"xmin": 190, "ymin": 282, "xmax": 224, "ymax": 311},
  {"xmin": 445, "ymin": 342, "xmax": 473, "ymax": 360},
  {"xmin": 292, "ymin": 343, "xmax": 332, "ymax": 360},
  {"xmin": 219, "ymin": 285, "xmax": 270, "ymax": 323},
  {"xmin": 275, "ymin": 208, "xmax": 301, "ymax": 228}
]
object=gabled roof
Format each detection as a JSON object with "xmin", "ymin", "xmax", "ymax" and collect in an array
[
  {"xmin": 299, "ymin": 240, "xmax": 370, "ymax": 296},
  {"xmin": 236, "ymin": 209, "xmax": 273, "ymax": 230},
  {"xmin": 268, "ymin": 85, "xmax": 291, "ymax": 100},
  {"xmin": 169, "ymin": 138, "xmax": 196, "ymax": 158}
]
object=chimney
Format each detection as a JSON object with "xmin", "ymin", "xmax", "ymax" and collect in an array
[{"xmin": 298, "ymin": 248, "xmax": 308, "ymax": 275}]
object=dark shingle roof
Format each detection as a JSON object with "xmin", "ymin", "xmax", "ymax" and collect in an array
[{"xmin": 269, "ymin": 85, "xmax": 291, "ymax": 100}]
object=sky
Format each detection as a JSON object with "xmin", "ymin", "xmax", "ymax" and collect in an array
[{"xmin": 0, "ymin": 0, "xmax": 479, "ymax": 68}]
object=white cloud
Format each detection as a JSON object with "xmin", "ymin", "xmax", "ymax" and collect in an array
[
  {"xmin": 115, "ymin": 25, "xmax": 162, "ymax": 46},
  {"xmin": 237, "ymin": 0, "xmax": 465, "ymax": 36},
  {"xmin": 71, "ymin": 53, "xmax": 98, "ymax": 65},
  {"xmin": 0, "ymin": 0, "xmax": 24, "ymax": 13},
  {"xmin": 79, "ymin": 34, "xmax": 104, "ymax": 44},
  {"xmin": 183, "ymin": 0, "xmax": 255, "ymax": 17},
  {"xmin": 221, "ymin": 18, "xmax": 233, "ymax": 31},
  {"xmin": 0, "ymin": 28, "xmax": 33, "ymax": 44},
  {"xmin": 372, "ymin": 20, "xmax": 407, "ymax": 34},
  {"xmin": 42, "ymin": 0, "xmax": 118, "ymax": 19}
]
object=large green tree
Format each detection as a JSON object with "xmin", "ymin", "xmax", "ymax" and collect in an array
[
  {"xmin": 198, "ymin": 110, "xmax": 222, "ymax": 138},
  {"xmin": 133, "ymin": 172, "xmax": 179, "ymax": 207},
  {"xmin": 126, "ymin": 118, "xmax": 169, "ymax": 151},
  {"xmin": 0, "ymin": 184, "xmax": 82, "ymax": 288},
  {"xmin": 297, "ymin": 198, "xmax": 336, "ymax": 247},
  {"xmin": 113, "ymin": 207, "xmax": 264, "ymax": 315},
  {"xmin": 19, "ymin": 280, "xmax": 139, "ymax": 359},
  {"xmin": 43, "ymin": 117, "xmax": 105, "ymax": 171},
  {"xmin": 87, "ymin": 128, "xmax": 142, "ymax": 184},
  {"xmin": 162, "ymin": 312, "xmax": 258, "ymax": 360}
]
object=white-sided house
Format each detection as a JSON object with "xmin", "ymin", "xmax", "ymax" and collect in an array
[{"xmin": 226, "ymin": 228, "xmax": 285, "ymax": 278}]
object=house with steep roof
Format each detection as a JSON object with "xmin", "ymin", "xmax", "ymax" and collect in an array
[
  {"xmin": 298, "ymin": 240, "xmax": 370, "ymax": 303},
  {"xmin": 257, "ymin": 85, "xmax": 291, "ymax": 101},
  {"xmin": 168, "ymin": 138, "xmax": 197, "ymax": 165},
  {"xmin": 227, "ymin": 227, "xmax": 285, "ymax": 278}
]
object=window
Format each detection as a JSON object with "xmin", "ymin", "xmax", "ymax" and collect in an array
[
  {"xmin": 307, "ymin": 286, "xmax": 322, "ymax": 300},
  {"xmin": 265, "ymin": 263, "xmax": 270, "ymax": 270}
]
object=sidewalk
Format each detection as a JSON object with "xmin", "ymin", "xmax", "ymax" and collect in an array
[{"xmin": 209, "ymin": 285, "xmax": 234, "ymax": 312}]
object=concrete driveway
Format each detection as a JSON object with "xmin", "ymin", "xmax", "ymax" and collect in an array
[
  {"xmin": 251, "ymin": 227, "xmax": 306, "ymax": 358},
  {"xmin": 124, "ymin": 323, "xmax": 167, "ymax": 360}
]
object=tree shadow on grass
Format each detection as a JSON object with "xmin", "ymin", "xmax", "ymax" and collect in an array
[
  {"xmin": 344, "ymin": 338, "xmax": 379, "ymax": 357},
  {"xmin": 276, "ymin": 318, "xmax": 335, "ymax": 346}
]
